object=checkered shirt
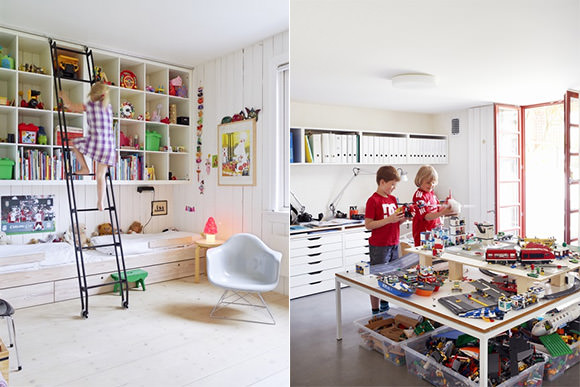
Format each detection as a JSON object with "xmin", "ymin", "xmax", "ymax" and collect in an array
[{"xmin": 73, "ymin": 101, "xmax": 116, "ymax": 166}]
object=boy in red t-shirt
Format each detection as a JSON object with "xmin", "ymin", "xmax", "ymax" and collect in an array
[
  {"xmin": 365, "ymin": 166, "xmax": 405, "ymax": 314},
  {"xmin": 412, "ymin": 165, "xmax": 456, "ymax": 246}
]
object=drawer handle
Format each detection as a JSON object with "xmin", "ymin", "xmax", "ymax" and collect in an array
[
  {"xmin": 308, "ymin": 271, "xmax": 322, "ymax": 275},
  {"xmin": 309, "ymin": 281, "xmax": 322, "ymax": 285},
  {"xmin": 307, "ymin": 236, "xmax": 321, "ymax": 241},
  {"xmin": 308, "ymin": 260, "xmax": 322, "ymax": 265},
  {"xmin": 364, "ymin": 252, "xmax": 370, "ymax": 256},
  {"xmin": 307, "ymin": 252, "xmax": 322, "ymax": 257},
  {"xmin": 307, "ymin": 245, "xmax": 322, "ymax": 249}
]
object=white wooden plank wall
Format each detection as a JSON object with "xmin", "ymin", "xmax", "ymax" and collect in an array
[
  {"xmin": 0, "ymin": 184, "xmax": 175, "ymax": 244},
  {"xmin": 172, "ymin": 31, "xmax": 290, "ymax": 294}
]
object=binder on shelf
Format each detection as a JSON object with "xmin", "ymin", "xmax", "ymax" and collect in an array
[
  {"xmin": 321, "ymin": 133, "xmax": 331, "ymax": 163},
  {"xmin": 340, "ymin": 134, "xmax": 347, "ymax": 163},
  {"xmin": 311, "ymin": 133, "xmax": 322, "ymax": 163},
  {"xmin": 361, "ymin": 135, "xmax": 368, "ymax": 163},
  {"xmin": 346, "ymin": 135, "xmax": 353, "ymax": 163},
  {"xmin": 290, "ymin": 131, "xmax": 294, "ymax": 163},
  {"xmin": 304, "ymin": 135, "xmax": 314, "ymax": 163}
]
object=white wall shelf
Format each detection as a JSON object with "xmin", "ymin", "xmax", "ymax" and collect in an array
[
  {"xmin": 290, "ymin": 126, "xmax": 448, "ymax": 165},
  {"xmin": 0, "ymin": 27, "xmax": 193, "ymax": 183}
]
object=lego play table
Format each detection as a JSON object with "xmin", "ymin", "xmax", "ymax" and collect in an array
[
  {"xmin": 409, "ymin": 243, "xmax": 580, "ymax": 293},
  {"xmin": 334, "ymin": 268, "xmax": 580, "ymax": 387}
]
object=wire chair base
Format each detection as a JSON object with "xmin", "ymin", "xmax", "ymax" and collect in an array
[{"xmin": 210, "ymin": 289, "xmax": 276, "ymax": 325}]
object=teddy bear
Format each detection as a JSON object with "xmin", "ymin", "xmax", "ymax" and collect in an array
[
  {"xmin": 0, "ymin": 231, "xmax": 11, "ymax": 245},
  {"xmin": 126, "ymin": 221, "xmax": 143, "ymax": 234},
  {"xmin": 63, "ymin": 223, "xmax": 91, "ymax": 247},
  {"xmin": 97, "ymin": 222, "xmax": 113, "ymax": 235}
]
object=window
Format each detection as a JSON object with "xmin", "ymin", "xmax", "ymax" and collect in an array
[
  {"xmin": 565, "ymin": 90, "xmax": 579, "ymax": 244},
  {"xmin": 495, "ymin": 92, "xmax": 578, "ymax": 243},
  {"xmin": 275, "ymin": 60, "xmax": 289, "ymax": 211},
  {"xmin": 495, "ymin": 104, "xmax": 523, "ymax": 236}
]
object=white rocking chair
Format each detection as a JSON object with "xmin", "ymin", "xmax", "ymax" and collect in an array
[{"xmin": 206, "ymin": 233, "xmax": 282, "ymax": 325}]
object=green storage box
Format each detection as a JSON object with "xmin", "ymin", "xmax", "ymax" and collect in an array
[
  {"xmin": 0, "ymin": 158, "xmax": 15, "ymax": 179},
  {"xmin": 145, "ymin": 131, "xmax": 162, "ymax": 151}
]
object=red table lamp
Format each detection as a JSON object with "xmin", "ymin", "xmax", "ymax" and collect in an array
[{"xmin": 204, "ymin": 217, "xmax": 217, "ymax": 243}]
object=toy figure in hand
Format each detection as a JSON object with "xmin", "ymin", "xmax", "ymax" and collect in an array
[
  {"xmin": 70, "ymin": 82, "xmax": 116, "ymax": 211},
  {"xmin": 411, "ymin": 165, "xmax": 458, "ymax": 246}
]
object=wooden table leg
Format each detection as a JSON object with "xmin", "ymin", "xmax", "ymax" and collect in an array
[
  {"xmin": 448, "ymin": 261, "xmax": 464, "ymax": 281},
  {"xmin": 419, "ymin": 254, "xmax": 433, "ymax": 267},
  {"xmin": 195, "ymin": 245, "xmax": 201, "ymax": 283},
  {"xmin": 550, "ymin": 273, "xmax": 567, "ymax": 287}
]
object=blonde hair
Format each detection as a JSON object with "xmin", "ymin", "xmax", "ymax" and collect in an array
[
  {"xmin": 414, "ymin": 165, "xmax": 438, "ymax": 187},
  {"xmin": 88, "ymin": 82, "xmax": 109, "ymax": 107},
  {"xmin": 376, "ymin": 165, "xmax": 400, "ymax": 185}
]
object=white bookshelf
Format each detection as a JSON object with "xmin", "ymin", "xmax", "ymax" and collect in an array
[
  {"xmin": 0, "ymin": 27, "xmax": 193, "ymax": 183},
  {"xmin": 290, "ymin": 126, "xmax": 448, "ymax": 166}
]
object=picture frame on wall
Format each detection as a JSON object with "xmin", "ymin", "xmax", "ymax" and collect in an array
[
  {"xmin": 217, "ymin": 118, "xmax": 257, "ymax": 186},
  {"xmin": 151, "ymin": 200, "xmax": 168, "ymax": 216}
]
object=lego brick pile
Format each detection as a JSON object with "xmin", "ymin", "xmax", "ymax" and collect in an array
[{"xmin": 405, "ymin": 329, "xmax": 545, "ymax": 387}]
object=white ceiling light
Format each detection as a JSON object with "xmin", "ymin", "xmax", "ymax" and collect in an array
[{"xmin": 391, "ymin": 73, "xmax": 437, "ymax": 89}]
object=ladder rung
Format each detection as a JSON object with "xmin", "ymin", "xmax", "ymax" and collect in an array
[
  {"xmin": 74, "ymin": 206, "xmax": 114, "ymax": 213},
  {"xmin": 52, "ymin": 45, "xmax": 89, "ymax": 56},
  {"xmin": 83, "ymin": 280, "xmax": 127, "ymax": 290},
  {"xmin": 55, "ymin": 75, "xmax": 93, "ymax": 83},
  {"xmin": 81, "ymin": 242, "xmax": 121, "ymax": 250}
]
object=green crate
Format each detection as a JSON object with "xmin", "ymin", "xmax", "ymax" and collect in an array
[
  {"xmin": 0, "ymin": 158, "xmax": 15, "ymax": 179},
  {"xmin": 145, "ymin": 131, "xmax": 162, "ymax": 151}
]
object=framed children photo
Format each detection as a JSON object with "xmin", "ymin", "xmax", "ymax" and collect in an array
[
  {"xmin": 217, "ymin": 118, "xmax": 256, "ymax": 186},
  {"xmin": 151, "ymin": 200, "xmax": 168, "ymax": 216}
]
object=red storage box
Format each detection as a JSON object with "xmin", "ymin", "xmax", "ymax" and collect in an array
[
  {"xmin": 18, "ymin": 122, "xmax": 38, "ymax": 144},
  {"xmin": 55, "ymin": 126, "xmax": 83, "ymax": 146}
]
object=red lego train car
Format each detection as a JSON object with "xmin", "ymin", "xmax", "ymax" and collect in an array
[{"xmin": 485, "ymin": 248, "xmax": 554, "ymax": 264}]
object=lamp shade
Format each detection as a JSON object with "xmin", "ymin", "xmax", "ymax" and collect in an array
[{"xmin": 204, "ymin": 217, "xmax": 217, "ymax": 242}]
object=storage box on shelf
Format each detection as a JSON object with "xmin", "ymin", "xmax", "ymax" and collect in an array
[
  {"xmin": 0, "ymin": 26, "xmax": 193, "ymax": 183},
  {"xmin": 402, "ymin": 327, "xmax": 546, "ymax": 387},
  {"xmin": 355, "ymin": 307, "xmax": 443, "ymax": 366},
  {"xmin": 290, "ymin": 126, "xmax": 448, "ymax": 165}
]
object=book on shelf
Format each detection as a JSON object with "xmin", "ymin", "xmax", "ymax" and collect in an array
[{"xmin": 304, "ymin": 135, "xmax": 314, "ymax": 163}]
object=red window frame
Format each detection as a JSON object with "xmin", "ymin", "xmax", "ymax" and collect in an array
[{"xmin": 565, "ymin": 90, "xmax": 579, "ymax": 244}]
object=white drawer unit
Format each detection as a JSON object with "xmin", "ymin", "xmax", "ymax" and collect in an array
[{"xmin": 290, "ymin": 223, "xmax": 369, "ymax": 299}]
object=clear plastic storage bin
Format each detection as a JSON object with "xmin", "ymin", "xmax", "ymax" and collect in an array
[
  {"xmin": 535, "ymin": 340, "xmax": 580, "ymax": 381},
  {"xmin": 354, "ymin": 307, "xmax": 442, "ymax": 366},
  {"xmin": 402, "ymin": 328, "xmax": 546, "ymax": 387}
]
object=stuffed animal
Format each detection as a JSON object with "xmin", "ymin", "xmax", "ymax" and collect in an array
[
  {"xmin": 63, "ymin": 223, "xmax": 92, "ymax": 247},
  {"xmin": 0, "ymin": 231, "xmax": 10, "ymax": 245},
  {"xmin": 126, "ymin": 221, "xmax": 143, "ymax": 234},
  {"xmin": 97, "ymin": 222, "xmax": 113, "ymax": 235}
]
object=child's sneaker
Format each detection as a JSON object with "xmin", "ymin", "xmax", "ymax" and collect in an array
[
  {"xmin": 380, "ymin": 300, "xmax": 389, "ymax": 311},
  {"xmin": 372, "ymin": 308, "xmax": 381, "ymax": 315}
]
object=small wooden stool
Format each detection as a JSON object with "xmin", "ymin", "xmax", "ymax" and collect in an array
[{"xmin": 111, "ymin": 269, "xmax": 148, "ymax": 294}]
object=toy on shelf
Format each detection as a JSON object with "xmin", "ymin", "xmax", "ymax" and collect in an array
[
  {"xmin": 18, "ymin": 122, "xmax": 39, "ymax": 144},
  {"xmin": 57, "ymin": 54, "xmax": 79, "ymax": 79},
  {"xmin": 155, "ymin": 85, "xmax": 165, "ymax": 94},
  {"xmin": 120, "ymin": 70, "xmax": 138, "ymax": 89},
  {"xmin": 94, "ymin": 66, "xmax": 111, "ymax": 85},
  {"xmin": 146, "ymin": 85, "xmax": 155, "ymax": 93},
  {"xmin": 37, "ymin": 126, "xmax": 47, "ymax": 145},
  {"xmin": 150, "ymin": 103, "xmax": 162, "ymax": 122},
  {"xmin": 1, "ymin": 52, "xmax": 15, "ymax": 69},
  {"xmin": 245, "ymin": 107, "xmax": 261, "ymax": 122},
  {"xmin": 169, "ymin": 75, "xmax": 187, "ymax": 97},
  {"xmin": 19, "ymin": 62, "xmax": 45, "ymax": 74},
  {"xmin": 19, "ymin": 90, "xmax": 44, "ymax": 109},
  {"xmin": 120, "ymin": 101, "xmax": 135, "ymax": 119}
]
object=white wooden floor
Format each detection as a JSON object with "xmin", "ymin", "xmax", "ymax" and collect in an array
[{"xmin": 2, "ymin": 277, "xmax": 289, "ymax": 387}]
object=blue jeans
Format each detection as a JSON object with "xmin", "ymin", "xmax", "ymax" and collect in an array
[{"xmin": 369, "ymin": 244, "xmax": 399, "ymax": 266}]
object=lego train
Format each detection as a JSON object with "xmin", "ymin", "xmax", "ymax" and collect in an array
[{"xmin": 485, "ymin": 247, "xmax": 554, "ymax": 265}]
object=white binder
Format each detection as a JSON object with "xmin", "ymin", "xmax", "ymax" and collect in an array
[
  {"xmin": 311, "ymin": 133, "xmax": 322, "ymax": 163},
  {"xmin": 321, "ymin": 133, "xmax": 331, "ymax": 163},
  {"xmin": 341, "ymin": 135, "xmax": 348, "ymax": 163}
]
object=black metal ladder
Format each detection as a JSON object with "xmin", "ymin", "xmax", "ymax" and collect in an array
[{"xmin": 49, "ymin": 39, "xmax": 128, "ymax": 318}]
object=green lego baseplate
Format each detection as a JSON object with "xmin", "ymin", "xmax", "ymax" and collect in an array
[{"xmin": 539, "ymin": 333, "xmax": 573, "ymax": 357}]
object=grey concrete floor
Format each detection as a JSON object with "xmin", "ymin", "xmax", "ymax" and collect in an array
[{"xmin": 290, "ymin": 287, "xmax": 580, "ymax": 387}]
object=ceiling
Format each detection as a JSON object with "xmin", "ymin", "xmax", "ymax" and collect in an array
[
  {"xmin": 291, "ymin": 0, "xmax": 580, "ymax": 113},
  {"xmin": 0, "ymin": 0, "xmax": 289, "ymax": 68}
]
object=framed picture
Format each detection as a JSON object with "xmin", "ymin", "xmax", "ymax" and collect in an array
[
  {"xmin": 218, "ymin": 118, "xmax": 256, "ymax": 186},
  {"xmin": 151, "ymin": 200, "xmax": 168, "ymax": 216},
  {"xmin": 1, "ymin": 195, "xmax": 56, "ymax": 234}
]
